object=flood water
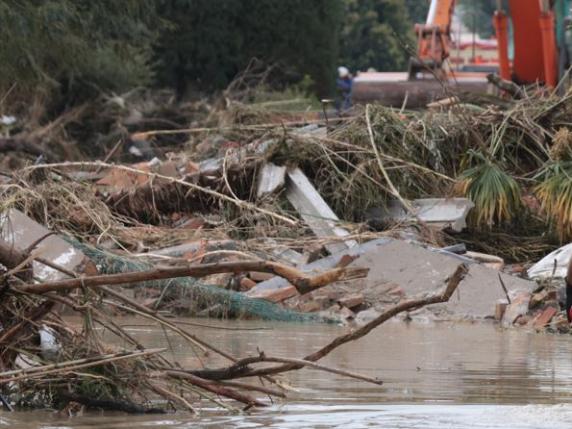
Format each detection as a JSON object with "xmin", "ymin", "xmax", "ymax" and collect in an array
[{"xmin": 4, "ymin": 319, "xmax": 572, "ymax": 428}]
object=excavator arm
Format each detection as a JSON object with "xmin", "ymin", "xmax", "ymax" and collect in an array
[
  {"xmin": 409, "ymin": 0, "xmax": 456, "ymax": 79},
  {"xmin": 494, "ymin": 0, "xmax": 560, "ymax": 87}
]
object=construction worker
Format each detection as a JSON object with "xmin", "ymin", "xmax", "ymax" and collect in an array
[{"xmin": 336, "ymin": 66, "xmax": 353, "ymax": 114}]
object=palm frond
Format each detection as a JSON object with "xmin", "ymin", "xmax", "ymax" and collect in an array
[
  {"xmin": 457, "ymin": 155, "xmax": 522, "ymax": 227},
  {"xmin": 535, "ymin": 161, "xmax": 572, "ymax": 240}
]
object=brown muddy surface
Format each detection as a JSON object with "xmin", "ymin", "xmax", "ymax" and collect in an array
[{"xmin": 3, "ymin": 319, "xmax": 572, "ymax": 428}]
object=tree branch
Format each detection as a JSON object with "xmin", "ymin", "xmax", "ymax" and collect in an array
[{"xmin": 16, "ymin": 260, "xmax": 368, "ymax": 296}]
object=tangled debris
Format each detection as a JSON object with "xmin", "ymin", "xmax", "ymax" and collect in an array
[
  {"xmin": 0, "ymin": 221, "xmax": 468, "ymax": 412},
  {"xmin": 3, "ymin": 84, "xmax": 572, "ymax": 413}
]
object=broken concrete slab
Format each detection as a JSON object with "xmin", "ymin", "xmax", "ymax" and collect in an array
[
  {"xmin": 286, "ymin": 168, "xmax": 357, "ymax": 254},
  {"xmin": 270, "ymin": 246, "xmax": 306, "ymax": 266},
  {"xmin": 264, "ymin": 239, "xmax": 533, "ymax": 319},
  {"xmin": 0, "ymin": 209, "xmax": 87, "ymax": 281},
  {"xmin": 261, "ymin": 238, "xmax": 306, "ymax": 266},
  {"xmin": 348, "ymin": 240, "xmax": 535, "ymax": 319},
  {"xmin": 257, "ymin": 163, "xmax": 286, "ymax": 198},
  {"xmin": 366, "ymin": 198, "xmax": 475, "ymax": 232},
  {"xmin": 247, "ymin": 235, "xmax": 481, "ymax": 297}
]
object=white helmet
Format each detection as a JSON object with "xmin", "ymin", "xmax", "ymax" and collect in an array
[{"xmin": 338, "ymin": 66, "xmax": 350, "ymax": 78}]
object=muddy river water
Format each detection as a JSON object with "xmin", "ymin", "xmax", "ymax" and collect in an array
[{"xmin": 3, "ymin": 319, "xmax": 572, "ymax": 428}]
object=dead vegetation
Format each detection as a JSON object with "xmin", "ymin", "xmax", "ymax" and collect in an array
[{"xmin": 3, "ymin": 79, "xmax": 572, "ymax": 413}]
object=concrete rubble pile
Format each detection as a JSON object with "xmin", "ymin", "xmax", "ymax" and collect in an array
[{"xmin": 0, "ymin": 120, "xmax": 557, "ymax": 326}]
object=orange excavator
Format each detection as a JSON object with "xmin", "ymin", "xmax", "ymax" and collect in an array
[
  {"xmin": 352, "ymin": 0, "xmax": 571, "ymax": 107},
  {"xmin": 494, "ymin": 0, "xmax": 565, "ymax": 88}
]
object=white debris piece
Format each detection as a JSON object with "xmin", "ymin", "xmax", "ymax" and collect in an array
[
  {"xmin": 366, "ymin": 198, "xmax": 475, "ymax": 232},
  {"xmin": 0, "ymin": 115, "xmax": 16, "ymax": 125},
  {"xmin": 527, "ymin": 243, "xmax": 572, "ymax": 280},
  {"xmin": 286, "ymin": 168, "xmax": 357, "ymax": 254},
  {"xmin": 0, "ymin": 209, "xmax": 87, "ymax": 281},
  {"xmin": 257, "ymin": 163, "xmax": 286, "ymax": 198},
  {"xmin": 39, "ymin": 325, "xmax": 60, "ymax": 360}
]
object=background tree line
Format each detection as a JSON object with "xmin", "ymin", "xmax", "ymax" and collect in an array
[{"xmin": 0, "ymin": 0, "xmax": 496, "ymax": 107}]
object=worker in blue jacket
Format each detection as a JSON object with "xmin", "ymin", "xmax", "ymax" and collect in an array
[{"xmin": 336, "ymin": 66, "xmax": 353, "ymax": 114}]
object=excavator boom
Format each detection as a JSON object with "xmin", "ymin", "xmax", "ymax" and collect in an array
[
  {"xmin": 427, "ymin": 0, "xmax": 455, "ymax": 30},
  {"xmin": 497, "ymin": 0, "xmax": 559, "ymax": 87}
]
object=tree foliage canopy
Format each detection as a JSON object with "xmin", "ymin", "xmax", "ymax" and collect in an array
[
  {"xmin": 0, "ymin": 0, "xmax": 430, "ymax": 104},
  {"xmin": 458, "ymin": 0, "xmax": 497, "ymax": 38},
  {"xmin": 155, "ymin": 0, "xmax": 343, "ymax": 97},
  {"xmin": 404, "ymin": 0, "xmax": 430, "ymax": 24},
  {"xmin": 0, "ymin": 0, "xmax": 160, "ymax": 99},
  {"xmin": 339, "ymin": 0, "xmax": 414, "ymax": 73}
]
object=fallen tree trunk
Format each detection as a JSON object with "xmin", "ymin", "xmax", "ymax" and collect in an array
[
  {"xmin": 188, "ymin": 353, "xmax": 383, "ymax": 385},
  {"xmin": 17, "ymin": 260, "xmax": 369, "ymax": 296}
]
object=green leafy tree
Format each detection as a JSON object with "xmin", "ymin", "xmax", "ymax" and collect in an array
[
  {"xmin": 154, "ymin": 0, "xmax": 343, "ymax": 97},
  {"xmin": 339, "ymin": 0, "xmax": 414, "ymax": 73},
  {"xmin": 0, "ymin": 0, "xmax": 160, "ymax": 102},
  {"xmin": 458, "ymin": 0, "xmax": 498, "ymax": 38},
  {"xmin": 405, "ymin": 0, "xmax": 430, "ymax": 24}
]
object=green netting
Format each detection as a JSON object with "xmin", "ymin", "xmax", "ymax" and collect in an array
[{"xmin": 68, "ymin": 240, "xmax": 328, "ymax": 323}]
